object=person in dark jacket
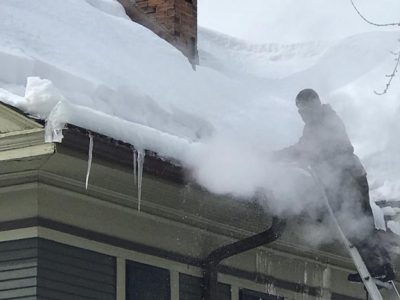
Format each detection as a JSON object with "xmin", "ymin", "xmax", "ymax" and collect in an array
[{"xmin": 276, "ymin": 88, "xmax": 394, "ymax": 282}]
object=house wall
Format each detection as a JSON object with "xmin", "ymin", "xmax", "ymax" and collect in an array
[
  {"xmin": 0, "ymin": 148, "xmax": 372, "ymax": 300},
  {"xmin": 0, "ymin": 226, "xmax": 371, "ymax": 300},
  {"xmin": 0, "ymin": 113, "xmax": 394, "ymax": 300},
  {"xmin": 0, "ymin": 238, "xmax": 116, "ymax": 299},
  {"xmin": 118, "ymin": 0, "xmax": 198, "ymax": 64},
  {"xmin": 0, "ymin": 239, "xmax": 37, "ymax": 299}
]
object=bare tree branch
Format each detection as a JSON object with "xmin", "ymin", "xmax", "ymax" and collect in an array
[
  {"xmin": 351, "ymin": 0, "xmax": 400, "ymax": 27},
  {"xmin": 351, "ymin": 0, "xmax": 400, "ymax": 94},
  {"xmin": 374, "ymin": 47, "xmax": 400, "ymax": 95}
]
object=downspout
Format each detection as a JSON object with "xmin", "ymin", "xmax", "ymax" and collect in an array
[{"xmin": 202, "ymin": 217, "xmax": 286, "ymax": 300}]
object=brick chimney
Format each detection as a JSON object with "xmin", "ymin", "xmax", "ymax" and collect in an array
[{"xmin": 118, "ymin": 0, "xmax": 199, "ymax": 66}]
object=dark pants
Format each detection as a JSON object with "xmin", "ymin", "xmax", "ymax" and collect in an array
[{"xmin": 325, "ymin": 171, "xmax": 391, "ymax": 273}]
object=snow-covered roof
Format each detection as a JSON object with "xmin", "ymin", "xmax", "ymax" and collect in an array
[{"xmin": 1, "ymin": 0, "xmax": 400, "ymax": 238}]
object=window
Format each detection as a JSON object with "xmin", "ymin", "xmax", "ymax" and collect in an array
[
  {"xmin": 126, "ymin": 261, "xmax": 170, "ymax": 300},
  {"xmin": 240, "ymin": 289, "xmax": 284, "ymax": 300},
  {"xmin": 179, "ymin": 273, "xmax": 231, "ymax": 300}
]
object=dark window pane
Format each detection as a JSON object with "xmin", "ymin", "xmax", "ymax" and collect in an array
[
  {"xmin": 240, "ymin": 288, "xmax": 284, "ymax": 300},
  {"xmin": 179, "ymin": 273, "xmax": 230, "ymax": 300},
  {"xmin": 126, "ymin": 261, "xmax": 170, "ymax": 300},
  {"xmin": 332, "ymin": 293, "xmax": 362, "ymax": 300}
]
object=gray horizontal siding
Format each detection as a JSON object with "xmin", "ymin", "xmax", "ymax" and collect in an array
[
  {"xmin": 36, "ymin": 239, "xmax": 115, "ymax": 300},
  {"xmin": 0, "ymin": 287, "xmax": 37, "ymax": 299},
  {"xmin": 0, "ymin": 239, "xmax": 38, "ymax": 299},
  {"xmin": 0, "ymin": 238, "xmax": 116, "ymax": 300}
]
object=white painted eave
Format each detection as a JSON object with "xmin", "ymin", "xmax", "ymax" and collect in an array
[{"xmin": 0, "ymin": 103, "xmax": 55, "ymax": 161}]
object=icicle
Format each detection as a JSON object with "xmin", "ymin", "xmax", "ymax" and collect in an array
[
  {"xmin": 303, "ymin": 261, "xmax": 308, "ymax": 284},
  {"xmin": 85, "ymin": 132, "xmax": 94, "ymax": 190},
  {"xmin": 132, "ymin": 148, "xmax": 137, "ymax": 185},
  {"xmin": 137, "ymin": 149, "xmax": 145, "ymax": 212},
  {"xmin": 265, "ymin": 283, "xmax": 276, "ymax": 296}
]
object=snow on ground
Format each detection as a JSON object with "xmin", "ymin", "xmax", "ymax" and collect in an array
[{"xmin": 0, "ymin": 0, "xmax": 400, "ymax": 236}]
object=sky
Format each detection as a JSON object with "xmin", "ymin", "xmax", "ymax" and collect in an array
[{"xmin": 198, "ymin": 0, "xmax": 400, "ymax": 43}]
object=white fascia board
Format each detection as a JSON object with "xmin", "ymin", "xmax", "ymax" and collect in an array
[{"xmin": 0, "ymin": 143, "xmax": 54, "ymax": 161}]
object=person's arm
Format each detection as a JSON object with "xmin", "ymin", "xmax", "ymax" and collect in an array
[
  {"xmin": 273, "ymin": 143, "xmax": 301, "ymax": 161},
  {"xmin": 273, "ymin": 129, "xmax": 307, "ymax": 162}
]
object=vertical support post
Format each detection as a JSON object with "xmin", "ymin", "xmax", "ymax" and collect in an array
[
  {"xmin": 117, "ymin": 257, "xmax": 126, "ymax": 300},
  {"xmin": 321, "ymin": 265, "xmax": 332, "ymax": 300},
  {"xmin": 231, "ymin": 285, "xmax": 240, "ymax": 300},
  {"xmin": 170, "ymin": 270, "xmax": 179, "ymax": 300}
]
